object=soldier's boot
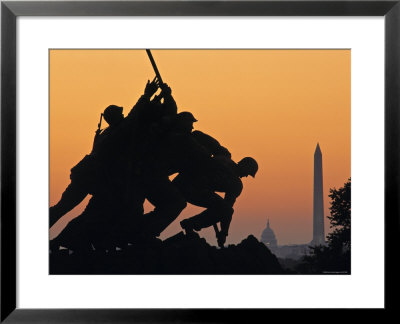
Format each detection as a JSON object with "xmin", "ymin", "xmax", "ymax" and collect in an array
[{"xmin": 181, "ymin": 209, "xmax": 217, "ymax": 234}]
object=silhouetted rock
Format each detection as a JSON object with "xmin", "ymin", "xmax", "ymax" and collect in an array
[{"xmin": 50, "ymin": 233, "xmax": 283, "ymax": 274}]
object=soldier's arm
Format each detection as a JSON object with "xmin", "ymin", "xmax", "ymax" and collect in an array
[
  {"xmin": 192, "ymin": 131, "xmax": 231, "ymax": 158},
  {"xmin": 127, "ymin": 95, "xmax": 148, "ymax": 120},
  {"xmin": 219, "ymin": 179, "xmax": 243, "ymax": 237},
  {"xmin": 178, "ymin": 133, "xmax": 216, "ymax": 167},
  {"xmin": 159, "ymin": 84, "xmax": 178, "ymax": 117},
  {"xmin": 127, "ymin": 80, "xmax": 159, "ymax": 119},
  {"xmin": 143, "ymin": 78, "xmax": 159, "ymax": 100},
  {"xmin": 223, "ymin": 176, "xmax": 243, "ymax": 205}
]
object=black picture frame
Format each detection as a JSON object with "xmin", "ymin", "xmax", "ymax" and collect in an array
[{"xmin": 1, "ymin": 0, "xmax": 399, "ymax": 322}]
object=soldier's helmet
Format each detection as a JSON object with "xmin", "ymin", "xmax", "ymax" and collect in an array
[
  {"xmin": 175, "ymin": 111, "xmax": 197, "ymax": 132},
  {"xmin": 103, "ymin": 105, "xmax": 123, "ymax": 125},
  {"xmin": 177, "ymin": 111, "xmax": 197, "ymax": 123},
  {"xmin": 238, "ymin": 157, "xmax": 258, "ymax": 178}
]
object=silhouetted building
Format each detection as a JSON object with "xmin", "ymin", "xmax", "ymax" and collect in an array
[
  {"xmin": 311, "ymin": 143, "xmax": 325, "ymax": 246},
  {"xmin": 260, "ymin": 220, "xmax": 309, "ymax": 260},
  {"xmin": 260, "ymin": 219, "xmax": 277, "ymax": 248}
]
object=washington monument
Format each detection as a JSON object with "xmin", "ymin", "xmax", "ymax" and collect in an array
[{"xmin": 311, "ymin": 143, "xmax": 325, "ymax": 245}]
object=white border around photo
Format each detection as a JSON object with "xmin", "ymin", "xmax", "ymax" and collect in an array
[{"xmin": 17, "ymin": 17, "xmax": 384, "ymax": 308}]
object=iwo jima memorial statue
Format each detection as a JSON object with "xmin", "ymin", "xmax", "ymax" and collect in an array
[{"xmin": 49, "ymin": 50, "xmax": 283, "ymax": 274}]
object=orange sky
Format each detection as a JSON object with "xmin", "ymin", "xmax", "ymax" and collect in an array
[{"xmin": 50, "ymin": 49, "xmax": 350, "ymax": 245}]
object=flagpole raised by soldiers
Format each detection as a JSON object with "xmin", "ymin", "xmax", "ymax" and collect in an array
[{"xmin": 146, "ymin": 49, "xmax": 164, "ymax": 85}]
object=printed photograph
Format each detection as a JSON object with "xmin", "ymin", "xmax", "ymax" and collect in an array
[{"xmin": 49, "ymin": 49, "xmax": 350, "ymax": 274}]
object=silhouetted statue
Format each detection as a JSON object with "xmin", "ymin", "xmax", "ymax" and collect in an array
[
  {"xmin": 175, "ymin": 155, "xmax": 258, "ymax": 247},
  {"xmin": 50, "ymin": 52, "xmax": 260, "ymax": 253}
]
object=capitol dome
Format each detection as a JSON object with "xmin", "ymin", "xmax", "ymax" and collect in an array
[{"xmin": 261, "ymin": 219, "xmax": 277, "ymax": 248}]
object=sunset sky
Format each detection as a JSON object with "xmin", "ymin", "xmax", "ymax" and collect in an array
[{"xmin": 49, "ymin": 49, "xmax": 350, "ymax": 246}]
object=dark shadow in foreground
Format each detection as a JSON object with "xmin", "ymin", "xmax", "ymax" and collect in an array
[{"xmin": 50, "ymin": 233, "xmax": 284, "ymax": 275}]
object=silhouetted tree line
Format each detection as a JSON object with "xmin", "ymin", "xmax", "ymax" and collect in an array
[{"xmin": 297, "ymin": 178, "xmax": 351, "ymax": 274}]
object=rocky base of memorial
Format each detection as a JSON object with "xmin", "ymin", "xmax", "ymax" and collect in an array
[{"xmin": 50, "ymin": 233, "xmax": 284, "ymax": 274}]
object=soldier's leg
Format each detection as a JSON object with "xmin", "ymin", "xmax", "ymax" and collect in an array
[
  {"xmin": 179, "ymin": 190, "xmax": 233, "ymax": 233},
  {"xmin": 50, "ymin": 155, "xmax": 98, "ymax": 228},
  {"xmin": 142, "ymin": 175, "xmax": 187, "ymax": 237},
  {"xmin": 102, "ymin": 174, "xmax": 148, "ymax": 245},
  {"xmin": 51, "ymin": 194, "xmax": 114, "ymax": 252},
  {"xmin": 49, "ymin": 179, "xmax": 88, "ymax": 228},
  {"xmin": 51, "ymin": 210, "xmax": 92, "ymax": 253}
]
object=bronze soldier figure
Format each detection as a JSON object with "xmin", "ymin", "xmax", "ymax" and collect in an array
[{"xmin": 175, "ymin": 155, "xmax": 258, "ymax": 247}]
